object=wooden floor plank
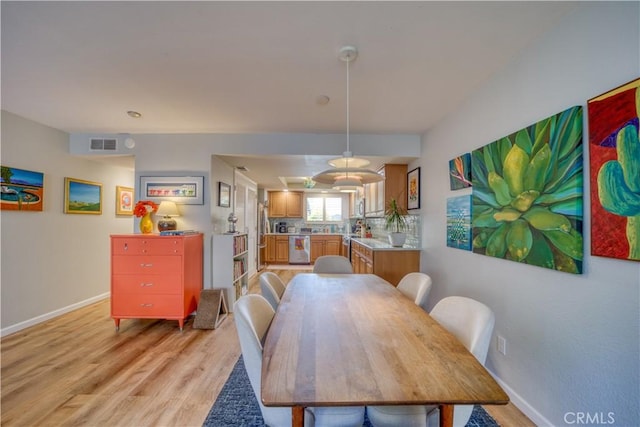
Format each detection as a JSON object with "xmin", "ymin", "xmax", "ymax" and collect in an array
[{"xmin": 1, "ymin": 267, "xmax": 533, "ymax": 426}]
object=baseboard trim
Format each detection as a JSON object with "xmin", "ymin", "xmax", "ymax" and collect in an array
[
  {"xmin": 488, "ymin": 368, "xmax": 554, "ymax": 426},
  {"xmin": 1, "ymin": 292, "xmax": 110, "ymax": 338}
]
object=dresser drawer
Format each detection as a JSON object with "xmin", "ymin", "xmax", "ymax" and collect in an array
[
  {"xmin": 112, "ymin": 255, "xmax": 182, "ymax": 275},
  {"xmin": 112, "ymin": 238, "xmax": 184, "ymax": 255},
  {"xmin": 111, "ymin": 293, "xmax": 183, "ymax": 317},
  {"xmin": 112, "ymin": 274, "xmax": 182, "ymax": 294}
]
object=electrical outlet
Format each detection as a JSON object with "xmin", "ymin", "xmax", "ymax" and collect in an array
[{"xmin": 497, "ymin": 336, "xmax": 507, "ymax": 355}]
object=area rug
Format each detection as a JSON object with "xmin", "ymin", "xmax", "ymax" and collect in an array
[{"xmin": 203, "ymin": 357, "xmax": 499, "ymax": 427}]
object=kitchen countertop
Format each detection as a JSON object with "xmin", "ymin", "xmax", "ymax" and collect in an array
[
  {"xmin": 264, "ymin": 233, "xmax": 344, "ymax": 236},
  {"xmin": 351, "ymin": 237, "xmax": 421, "ymax": 251}
]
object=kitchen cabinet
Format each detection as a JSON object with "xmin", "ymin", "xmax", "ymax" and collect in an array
[
  {"xmin": 310, "ymin": 235, "xmax": 342, "ymax": 263},
  {"xmin": 110, "ymin": 233, "xmax": 203, "ymax": 331},
  {"xmin": 350, "ymin": 240, "xmax": 419, "ymax": 286},
  {"xmin": 265, "ymin": 235, "xmax": 289, "ymax": 264},
  {"xmin": 266, "ymin": 235, "xmax": 276, "ymax": 262},
  {"xmin": 349, "ymin": 187, "xmax": 365, "ymax": 218},
  {"xmin": 364, "ymin": 164, "xmax": 408, "ymax": 217},
  {"xmin": 268, "ymin": 191, "xmax": 303, "ymax": 217},
  {"xmin": 275, "ymin": 236, "xmax": 289, "ymax": 263},
  {"xmin": 351, "ymin": 241, "xmax": 374, "ymax": 274},
  {"xmin": 365, "ymin": 182, "xmax": 376, "ymax": 216}
]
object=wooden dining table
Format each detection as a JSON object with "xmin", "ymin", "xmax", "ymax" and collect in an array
[{"xmin": 261, "ymin": 273, "xmax": 509, "ymax": 427}]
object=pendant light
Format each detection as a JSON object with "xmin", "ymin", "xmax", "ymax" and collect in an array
[{"xmin": 312, "ymin": 46, "xmax": 384, "ymax": 192}]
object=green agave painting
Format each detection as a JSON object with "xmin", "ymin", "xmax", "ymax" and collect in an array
[{"xmin": 471, "ymin": 106, "xmax": 583, "ymax": 274}]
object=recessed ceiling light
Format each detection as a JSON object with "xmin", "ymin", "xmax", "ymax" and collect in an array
[
  {"xmin": 316, "ymin": 95, "xmax": 330, "ymax": 106},
  {"xmin": 127, "ymin": 110, "xmax": 142, "ymax": 118}
]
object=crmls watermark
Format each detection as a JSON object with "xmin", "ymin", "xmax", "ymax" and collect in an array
[{"xmin": 564, "ymin": 412, "xmax": 615, "ymax": 425}]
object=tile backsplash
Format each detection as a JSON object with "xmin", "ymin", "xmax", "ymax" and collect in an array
[
  {"xmin": 270, "ymin": 215, "xmax": 421, "ymax": 248},
  {"xmin": 364, "ymin": 215, "xmax": 421, "ymax": 248}
]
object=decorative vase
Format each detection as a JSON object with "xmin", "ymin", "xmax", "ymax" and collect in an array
[
  {"xmin": 388, "ymin": 232, "xmax": 406, "ymax": 247},
  {"xmin": 139, "ymin": 212, "xmax": 154, "ymax": 234}
]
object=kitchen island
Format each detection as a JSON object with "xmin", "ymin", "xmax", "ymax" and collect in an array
[{"xmin": 351, "ymin": 238, "xmax": 421, "ymax": 286}]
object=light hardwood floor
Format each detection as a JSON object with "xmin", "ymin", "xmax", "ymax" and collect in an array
[{"xmin": 1, "ymin": 268, "xmax": 534, "ymax": 426}]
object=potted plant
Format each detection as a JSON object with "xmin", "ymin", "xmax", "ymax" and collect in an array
[{"xmin": 385, "ymin": 198, "xmax": 408, "ymax": 247}]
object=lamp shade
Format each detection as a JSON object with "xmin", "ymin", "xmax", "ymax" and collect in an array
[
  {"xmin": 156, "ymin": 201, "xmax": 180, "ymax": 217},
  {"xmin": 156, "ymin": 201, "xmax": 179, "ymax": 232},
  {"xmin": 312, "ymin": 167, "xmax": 384, "ymax": 186}
]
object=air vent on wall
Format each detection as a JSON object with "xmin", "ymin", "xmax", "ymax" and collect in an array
[{"xmin": 90, "ymin": 138, "xmax": 117, "ymax": 151}]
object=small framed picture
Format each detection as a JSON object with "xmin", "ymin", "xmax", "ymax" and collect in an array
[
  {"xmin": 64, "ymin": 177, "xmax": 102, "ymax": 214},
  {"xmin": 140, "ymin": 175, "xmax": 204, "ymax": 205},
  {"xmin": 218, "ymin": 182, "xmax": 231, "ymax": 207},
  {"xmin": 407, "ymin": 167, "xmax": 421, "ymax": 210},
  {"xmin": 0, "ymin": 165, "xmax": 44, "ymax": 212},
  {"xmin": 116, "ymin": 186, "xmax": 134, "ymax": 215},
  {"xmin": 449, "ymin": 153, "xmax": 472, "ymax": 190}
]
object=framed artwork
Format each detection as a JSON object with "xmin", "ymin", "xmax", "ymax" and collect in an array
[
  {"xmin": 588, "ymin": 78, "xmax": 640, "ymax": 262},
  {"xmin": 449, "ymin": 153, "xmax": 472, "ymax": 190},
  {"xmin": 471, "ymin": 105, "xmax": 584, "ymax": 274},
  {"xmin": 218, "ymin": 182, "xmax": 231, "ymax": 207},
  {"xmin": 407, "ymin": 167, "xmax": 421, "ymax": 210},
  {"xmin": 116, "ymin": 186, "xmax": 134, "ymax": 215},
  {"xmin": 0, "ymin": 165, "xmax": 44, "ymax": 211},
  {"xmin": 140, "ymin": 176, "xmax": 204, "ymax": 205},
  {"xmin": 447, "ymin": 195, "xmax": 472, "ymax": 251},
  {"xmin": 64, "ymin": 177, "xmax": 102, "ymax": 214}
]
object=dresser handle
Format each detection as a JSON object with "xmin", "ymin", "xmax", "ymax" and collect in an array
[
  {"xmin": 140, "ymin": 263, "xmax": 154, "ymax": 267},
  {"xmin": 140, "ymin": 303, "xmax": 154, "ymax": 307},
  {"xmin": 140, "ymin": 283, "xmax": 154, "ymax": 287}
]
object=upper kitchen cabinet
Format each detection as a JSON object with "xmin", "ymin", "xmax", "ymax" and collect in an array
[
  {"xmin": 268, "ymin": 191, "xmax": 303, "ymax": 218},
  {"xmin": 364, "ymin": 164, "xmax": 407, "ymax": 217},
  {"xmin": 349, "ymin": 187, "xmax": 365, "ymax": 218}
]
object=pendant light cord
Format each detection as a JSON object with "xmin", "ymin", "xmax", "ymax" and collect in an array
[
  {"xmin": 346, "ymin": 55, "xmax": 350, "ymax": 155},
  {"xmin": 345, "ymin": 53, "xmax": 350, "ymax": 171}
]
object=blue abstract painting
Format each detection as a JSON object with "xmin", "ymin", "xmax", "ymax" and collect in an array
[{"xmin": 447, "ymin": 195, "xmax": 472, "ymax": 251}]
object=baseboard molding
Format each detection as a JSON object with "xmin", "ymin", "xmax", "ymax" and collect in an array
[
  {"xmin": 488, "ymin": 368, "xmax": 554, "ymax": 427},
  {"xmin": 1, "ymin": 292, "xmax": 110, "ymax": 338}
]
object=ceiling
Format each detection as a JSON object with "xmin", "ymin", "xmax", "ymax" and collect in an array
[{"xmin": 1, "ymin": 1, "xmax": 575, "ymax": 188}]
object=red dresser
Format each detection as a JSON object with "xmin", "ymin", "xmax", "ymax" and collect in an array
[{"xmin": 110, "ymin": 233, "xmax": 203, "ymax": 331}]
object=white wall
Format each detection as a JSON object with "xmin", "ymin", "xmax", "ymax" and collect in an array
[
  {"xmin": 1, "ymin": 111, "xmax": 134, "ymax": 334},
  {"xmin": 125, "ymin": 134, "xmax": 418, "ymax": 290},
  {"xmin": 418, "ymin": 3, "xmax": 639, "ymax": 426}
]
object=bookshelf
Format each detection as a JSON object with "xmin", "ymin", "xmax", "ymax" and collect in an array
[{"xmin": 211, "ymin": 233, "xmax": 249, "ymax": 310}]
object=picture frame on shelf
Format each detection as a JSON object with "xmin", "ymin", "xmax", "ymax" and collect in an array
[
  {"xmin": 115, "ymin": 186, "xmax": 134, "ymax": 215},
  {"xmin": 407, "ymin": 167, "xmax": 421, "ymax": 210},
  {"xmin": 218, "ymin": 182, "xmax": 231, "ymax": 207},
  {"xmin": 140, "ymin": 176, "xmax": 204, "ymax": 205},
  {"xmin": 64, "ymin": 177, "xmax": 102, "ymax": 214}
]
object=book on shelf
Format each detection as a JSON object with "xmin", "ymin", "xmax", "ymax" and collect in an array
[
  {"xmin": 233, "ymin": 234, "xmax": 247, "ymax": 255},
  {"xmin": 233, "ymin": 259, "xmax": 247, "ymax": 280},
  {"xmin": 159, "ymin": 230, "xmax": 199, "ymax": 236}
]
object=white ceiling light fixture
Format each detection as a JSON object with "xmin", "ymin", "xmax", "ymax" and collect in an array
[
  {"xmin": 312, "ymin": 46, "xmax": 384, "ymax": 192},
  {"xmin": 124, "ymin": 135, "xmax": 136, "ymax": 149}
]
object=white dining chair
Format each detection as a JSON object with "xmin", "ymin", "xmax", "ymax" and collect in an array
[
  {"xmin": 313, "ymin": 255, "xmax": 353, "ymax": 274},
  {"xmin": 366, "ymin": 296, "xmax": 496, "ymax": 427},
  {"xmin": 259, "ymin": 272, "xmax": 287, "ymax": 311},
  {"xmin": 397, "ymin": 272, "xmax": 433, "ymax": 311},
  {"xmin": 234, "ymin": 294, "xmax": 364, "ymax": 427}
]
